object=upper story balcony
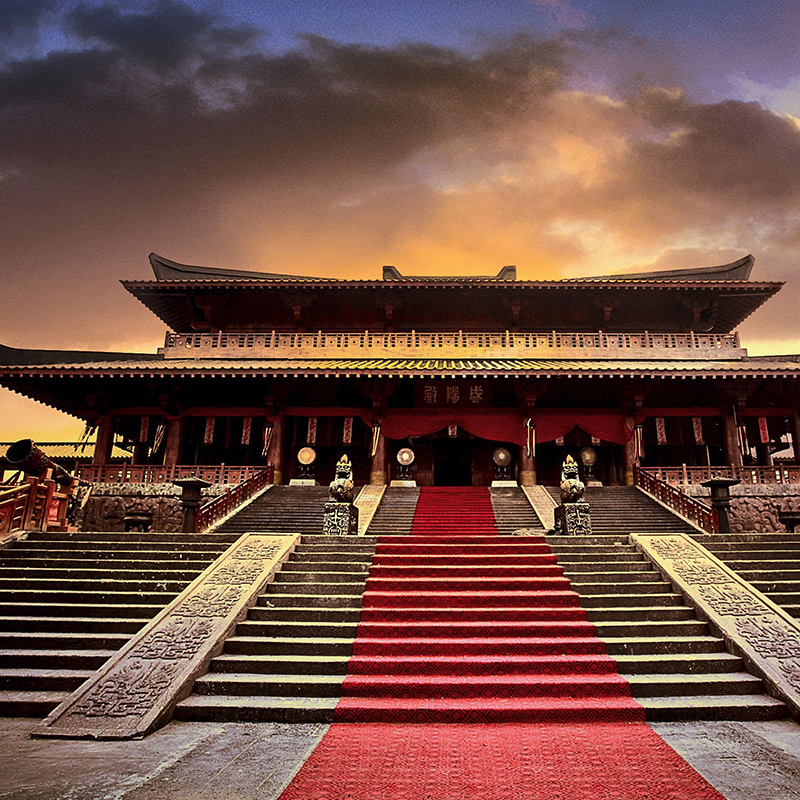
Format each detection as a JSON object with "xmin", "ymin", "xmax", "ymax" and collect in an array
[{"xmin": 160, "ymin": 330, "xmax": 745, "ymax": 361}]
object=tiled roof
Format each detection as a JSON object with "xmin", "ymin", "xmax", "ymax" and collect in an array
[
  {"xmin": 4, "ymin": 356, "xmax": 800, "ymax": 378},
  {"xmin": 0, "ymin": 442, "xmax": 131, "ymax": 460}
]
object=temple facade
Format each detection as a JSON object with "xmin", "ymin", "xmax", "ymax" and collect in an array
[{"xmin": 2, "ymin": 252, "xmax": 799, "ymax": 488}]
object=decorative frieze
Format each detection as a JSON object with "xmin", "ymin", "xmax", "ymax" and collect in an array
[
  {"xmin": 633, "ymin": 532, "xmax": 800, "ymax": 717},
  {"xmin": 34, "ymin": 533, "xmax": 297, "ymax": 739}
]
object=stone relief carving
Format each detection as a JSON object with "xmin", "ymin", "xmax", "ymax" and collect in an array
[
  {"xmin": 639, "ymin": 533, "xmax": 800, "ymax": 711},
  {"xmin": 70, "ymin": 661, "xmax": 180, "ymax": 718}
]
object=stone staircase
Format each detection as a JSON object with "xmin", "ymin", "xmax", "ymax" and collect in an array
[
  {"xmin": 365, "ymin": 487, "xmax": 420, "ymax": 536},
  {"xmin": 176, "ymin": 535, "xmax": 377, "ymax": 722},
  {"xmin": 549, "ymin": 534, "xmax": 786, "ymax": 720},
  {"xmin": 692, "ymin": 533, "xmax": 800, "ymax": 619},
  {"xmin": 0, "ymin": 530, "xmax": 239, "ymax": 716},
  {"xmin": 545, "ymin": 486, "xmax": 697, "ymax": 535},
  {"xmin": 215, "ymin": 486, "xmax": 329, "ymax": 535},
  {"xmin": 490, "ymin": 487, "xmax": 544, "ymax": 533}
]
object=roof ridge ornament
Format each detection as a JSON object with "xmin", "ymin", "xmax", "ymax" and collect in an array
[{"xmin": 382, "ymin": 265, "xmax": 517, "ymax": 281}]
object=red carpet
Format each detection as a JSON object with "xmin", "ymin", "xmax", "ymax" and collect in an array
[
  {"xmin": 337, "ymin": 487, "xmax": 641, "ymax": 723},
  {"xmin": 279, "ymin": 722, "xmax": 725, "ymax": 800},
  {"xmin": 280, "ymin": 487, "xmax": 727, "ymax": 799}
]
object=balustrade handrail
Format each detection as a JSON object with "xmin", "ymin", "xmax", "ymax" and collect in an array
[
  {"xmin": 639, "ymin": 464, "xmax": 800, "ymax": 486},
  {"xmin": 633, "ymin": 466, "xmax": 718, "ymax": 533},
  {"xmin": 73, "ymin": 464, "xmax": 264, "ymax": 485},
  {"xmin": 162, "ymin": 329, "xmax": 741, "ymax": 355},
  {"xmin": 195, "ymin": 466, "xmax": 273, "ymax": 531},
  {"xmin": 0, "ymin": 478, "xmax": 56, "ymax": 535}
]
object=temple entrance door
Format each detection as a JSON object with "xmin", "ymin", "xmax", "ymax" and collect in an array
[{"xmin": 433, "ymin": 439, "xmax": 473, "ymax": 486}]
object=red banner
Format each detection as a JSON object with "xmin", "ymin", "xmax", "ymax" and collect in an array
[
  {"xmin": 307, "ymin": 417, "xmax": 317, "ymax": 445},
  {"xmin": 758, "ymin": 417, "xmax": 770, "ymax": 444},
  {"xmin": 343, "ymin": 417, "xmax": 353, "ymax": 445},
  {"xmin": 692, "ymin": 417, "xmax": 704, "ymax": 445},
  {"xmin": 655, "ymin": 417, "xmax": 667, "ymax": 445},
  {"xmin": 204, "ymin": 417, "xmax": 215, "ymax": 445},
  {"xmin": 241, "ymin": 417, "xmax": 252, "ymax": 446}
]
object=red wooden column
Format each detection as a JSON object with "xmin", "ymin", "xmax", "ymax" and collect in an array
[
  {"xmin": 623, "ymin": 436, "xmax": 637, "ymax": 486},
  {"xmin": 164, "ymin": 418, "xmax": 183, "ymax": 467},
  {"xmin": 92, "ymin": 417, "xmax": 114, "ymax": 465},
  {"xmin": 519, "ymin": 445, "xmax": 536, "ymax": 485},
  {"xmin": 267, "ymin": 416, "xmax": 285, "ymax": 485},
  {"xmin": 721, "ymin": 406, "xmax": 743, "ymax": 467},
  {"xmin": 370, "ymin": 433, "xmax": 387, "ymax": 485}
]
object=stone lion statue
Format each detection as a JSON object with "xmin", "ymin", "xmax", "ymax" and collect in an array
[
  {"xmin": 559, "ymin": 455, "xmax": 585, "ymax": 504},
  {"xmin": 329, "ymin": 454, "xmax": 355, "ymax": 504}
]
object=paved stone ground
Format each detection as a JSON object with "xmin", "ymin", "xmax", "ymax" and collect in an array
[{"xmin": 0, "ymin": 718, "xmax": 799, "ymax": 799}]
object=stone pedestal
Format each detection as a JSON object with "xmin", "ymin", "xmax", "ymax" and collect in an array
[
  {"xmin": 172, "ymin": 476, "xmax": 212, "ymax": 533},
  {"xmin": 701, "ymin": 476, "xmax": 740, "ymax": 534},
  {"xmin": 553, "ymin": 502, "xmax": 592, "ymax": 535},
  {"xmin": 323, "ymin": 501, "xmax": 359, "ymax": 536}
]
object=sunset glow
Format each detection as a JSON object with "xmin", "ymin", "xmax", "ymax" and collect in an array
[{"xmin": 1, "ymin": 0, "xmax": 799, "ymax": 438}]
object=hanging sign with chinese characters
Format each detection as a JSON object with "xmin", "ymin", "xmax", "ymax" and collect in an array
[{"xmin": 414, "ymin": 381, "xmax": 492, "ymax": 408}]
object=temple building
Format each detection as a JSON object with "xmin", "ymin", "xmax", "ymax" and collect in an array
[{"xmin": 1, "ymin": 252, "xmax": 798, "ymax": 488}]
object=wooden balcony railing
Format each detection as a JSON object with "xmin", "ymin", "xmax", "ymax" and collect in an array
[
  {"xmin": 0, "ymin": 476, "xmax": 69, "ymax": 536},
  {"xmin": 195, "ymin": 467, "xmax": 273, "ymax": 532},
  {"xmin": 73, "ymin": 464, "xmax": 265, "ymax": 485},
  {"xmin": 640, "ymin": 465, "xmax": 800, "ymax": 486},
  {"xmin": 161, "ymin": 329, "xmax": 742, "ymax": 360},
  {"xmin": 634, "ymin": 466, "xmax": 718, "ymax": 533}
]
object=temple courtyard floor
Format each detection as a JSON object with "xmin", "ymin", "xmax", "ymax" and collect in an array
[{"xmin": 0, "ymin": 718, "xmax": 799, "ymax": 800}]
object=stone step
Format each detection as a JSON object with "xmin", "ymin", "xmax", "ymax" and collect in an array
[
  {"xmin": 0, "ymin": 558, "xmax": 214, "ymax": 570},
  {"xmin": 249, "ymin": 607, "xmax": 363, "ymax": 623},
  {"xmin": 614, "ymin": 652, "xmax": 745, "ymax": 674},
  {"xmin": 0, "ymin": 589, "xmax": 177, "ymax": 604},
  {"xmin": 0, "ymin": 631, "xmax": 132, "ymax": 650},
  {"xmin": 0, "ymin": 567, "xmax": 203, "ymax": 581},
  {"xmin": 174, "ymin": 694, "xmax": 338, "ymax": 723},
  {"xmin": 568, "ymin": 581, "xmax": 674, "ymax": 595},
  {"xmin": 193, "ymin": 672, "xmax": 345, "ymax": 697},
  {"xmin": 223, "ymin": 636, "xmax": 355, "ymax": 656},
  {"xmin": 0, "ymin": 616, "xmax": 147, "ymax": 634},
  {"xmin": 0, "ymin": 668, "xmax": 93, "ymax": 692},
  {"xmin": 210, "ymin": 653, "xmax": 351, "ymax": 675},
  {"xmin": 578, "ymin": 593, "xmax": 684, "ymax": 607},
  {"xmin": 603, "ymin": 636, "xmax": 725, "ymax": 656},
  {"xmin": 258, "ymin": 593, "xmax": 365, "ymax": 608},
  {"xmin": 0, "ymin": 649, "xmax": 114, "ymax": 670},
  {"xmin": 0, "ymin": 577, "xmax": 188, "ymax": 593},
  {"xmin": 637, "ymin": 695, "xmax": 786, "ymax": 721},
  {"xmin": 625, "ymin": 673, "xmax": 764, "ymax": 697},
  {"xmin": 585, "ymin": 606, "xmax": 695, "ymax": 622},
  {"xmin": 592, "ymin": 620, "xmax": 709, "ymax": 638},
  {"xmin": 0, "ymin": 690, "xmax": 70, "ymax": 717},
  {"xmin": 0, "ymin": 602, "xmax": 163, "ymax": 619}
]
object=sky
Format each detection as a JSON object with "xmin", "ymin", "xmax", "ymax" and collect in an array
[{"xmin": 1, "ymin": 0, "xmax": 800, "ymax": 440}]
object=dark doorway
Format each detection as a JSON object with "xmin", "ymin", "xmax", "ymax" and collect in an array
[{"xmin": 434, "ymin": 438, "xmax": 472, "ymax": 485}]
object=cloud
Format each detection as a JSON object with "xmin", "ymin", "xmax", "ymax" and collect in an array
[{"xmin": 0, "ymin": 0, "xmax": 799, "ymax": 359}]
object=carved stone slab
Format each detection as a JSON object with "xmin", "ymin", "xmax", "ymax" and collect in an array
[
  {"xmin": 355, "ymin": 485, "xmax": 385, "ymax": 536},
  {"xmin": 632, "ymin": 532, "xmax": 800, "ymax": 718},
  {"xmin": 521, "ymin": 485, "xmax": 557, "ymax": 529},
  {"xmin": 34, "ymin": 533, "xmax": 298, "ymax": 739}
]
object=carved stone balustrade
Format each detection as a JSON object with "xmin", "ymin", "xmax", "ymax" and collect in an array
[{"xmin": 160, "ymin": 330, "xmax": 744, "ymax": 361}]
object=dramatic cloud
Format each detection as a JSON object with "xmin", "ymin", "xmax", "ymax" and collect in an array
[{"xmin": 1, "ymin": 0, "xmax": 800, "ymax": 436}]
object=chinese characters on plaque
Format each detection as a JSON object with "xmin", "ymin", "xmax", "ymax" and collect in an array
[{"xmin": 415, "ymin": 382, "xmax": 492, "ymax": 408}]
